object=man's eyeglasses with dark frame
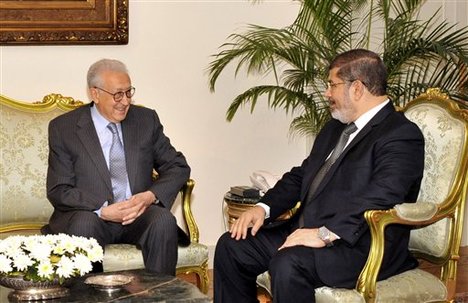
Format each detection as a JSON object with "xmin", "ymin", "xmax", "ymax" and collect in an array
[
  {"xmin": 326, "ymin": 79, "xmax": 367, "ymax": 90},
  {"xmin": 94, "ymin": 86, "xmax": 136, "ymax": 102}
]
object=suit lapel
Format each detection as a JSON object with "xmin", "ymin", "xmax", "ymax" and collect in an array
[
  {"xmin": 76, "ymin": 106, "xmax": 113, "ymax": 193},
  {"xmin": 310, "ymin": 102, "xmax": 395, "ymax": 199},
  {"xmin": 300, "ymin": 122, "xmax": 344, "ymax": 200},
  {"xmin": 339, "ymin": 102, "xmax": 395, "ymax": 158},
  {"xmin": 121, "ymin": 107, "xmax": 139, "ymax": 192}
]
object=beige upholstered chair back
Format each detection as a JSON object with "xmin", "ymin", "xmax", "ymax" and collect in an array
[
  {"xmin": 0, "ymin": 94, "xmax": 83, "ymax": 231},
  {"xmin": 402, "ymin": 88, "xmax": 468, "ymax": 259}
]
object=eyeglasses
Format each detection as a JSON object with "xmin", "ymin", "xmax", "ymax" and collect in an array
[
  {"xmin": 326, "ymin": 81, "xmax": 348, "ymax": 89},
  {"xmin": 326, "ymin": 79, "xmax": 367, "ymax": 90},
  {"xmin": 94, "ymin": 86, "xmax": 135, "ymax": 102}
]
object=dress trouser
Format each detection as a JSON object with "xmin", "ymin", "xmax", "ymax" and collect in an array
[
  {"xmin": 58, "ymin": 205, "xmax": 178, "ymax": 275},
  {"xmin": 214, "ymin": 225, "xmax": 325, "ymax": 303}
]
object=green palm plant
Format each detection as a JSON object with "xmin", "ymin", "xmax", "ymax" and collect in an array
[{"xmin": 207, "ymin": 0, "xmax": 468, "ymax": 137}]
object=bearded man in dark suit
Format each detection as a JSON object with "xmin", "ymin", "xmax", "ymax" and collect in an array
[
  {"xmin": 44, "ymin": 59, "xmax": 190, "ymax": 275},
  {"xmin": 214, "ymin": 49, "xmax": 425, "ymax": 302}
]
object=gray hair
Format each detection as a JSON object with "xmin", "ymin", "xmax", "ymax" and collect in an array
[{"xmin": 87, "ymin": 59, "xmax": 129, "ymax": 88}]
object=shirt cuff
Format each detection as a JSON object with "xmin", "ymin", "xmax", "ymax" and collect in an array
[
  {"xmin": 94, "ymin": 201, "xmax": 109, "ymax": 217},
  {"xmin": 256, "ymin": 202, "xmax": 270, "ymax": 219}
]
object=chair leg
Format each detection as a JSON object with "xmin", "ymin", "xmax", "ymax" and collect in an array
[
  {"xmin": 176, "ymin": 261, "xmax": 210, "ymax": 294},
  {"xmin": 196, "ymin": 261, "xmax": 210, "ymax": 294}
]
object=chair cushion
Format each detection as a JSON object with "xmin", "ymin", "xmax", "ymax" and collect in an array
[
  {"xmin": 256, "ymin": 272, "xmax": 362, "ymax": 302},
  {"xmin": 315, "ymin": 287, "xmax": 364, "ymax": 303},
  {"xmin": 103, "ymin": 243, "xmax": 208, "ymax": 272},
  {"xmin": 256, "ymin": 271, "xmax": 271, "ymax": 294},
  {"xmin": 257, "ymin": 269, "xmax": 446, "ymax": 303},
  {"xmin": 103, "ymin": 244, "xmax": 144, "ymax": 271},
  {"xmin": 177, "ymin": 242, "xmax": 209, "ymax": 268},
  {"xmin": 369, "ymin": 269, "xmax": 447, "ymax": 303}
]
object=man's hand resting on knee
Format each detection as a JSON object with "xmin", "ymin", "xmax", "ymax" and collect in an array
[
  {"xmin": 278, "ymin": 228, "xmax": 332, "ymax": 250},
  {"xmin": 229, "ymin": 205, "xmax": 266, "ymax": 240},
  {"xmin": 100, "ymin": 191, "xmax": 156, "ymax": 225}
]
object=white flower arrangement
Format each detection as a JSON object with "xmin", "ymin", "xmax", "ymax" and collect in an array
[{"xmin": 0, "ymin": 234, "xmax": 104, "ymax": 283}]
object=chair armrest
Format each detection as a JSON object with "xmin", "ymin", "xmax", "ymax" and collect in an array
[
  {"xmin": 394, "ymin": 202, "xmax": 438, "ymax": 221},
  {"xmin": 180, "ymin": 179, "xmax": 200, "ymax": 243},
  {"xmin": 152, "ymin": 172, "xmax": 199, "ymax": 243},
  {"xmin": 355, "ymin": 203, "xmax": 441, "ymax": 302},
  {"xmin": 0, "ymin": 222, "xmax": 46, "ymax": 234}
]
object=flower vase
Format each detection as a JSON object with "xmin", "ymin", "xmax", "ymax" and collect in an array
[{"xmin": 0, "ymin": 275, "xmax": 69, "ymax": 301}]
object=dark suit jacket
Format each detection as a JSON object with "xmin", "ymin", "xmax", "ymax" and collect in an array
[
  {"xmin": 46, "ymin": 104, "xmax": 190, "ymax": 236},
  {"xmin": 260, "ymin": 102, "xmax": 424, "ymax": 287}
]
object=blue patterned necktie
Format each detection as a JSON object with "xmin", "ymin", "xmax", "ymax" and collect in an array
[
  {"xmin": 107, "ymin": 123, "xmax": 129, "ymax": 203},
  {"xmin": 299, "ymin": 122, "xmax": 358, "ymax": 227}
]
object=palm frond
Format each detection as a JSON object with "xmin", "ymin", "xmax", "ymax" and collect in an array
[
  {"xmin": 289, "ymin": 96, "xmax": 330, "ymax": 137},
  {"xmin": 226, "ymin": 85, "xmax": 307, "ymax": 121}
]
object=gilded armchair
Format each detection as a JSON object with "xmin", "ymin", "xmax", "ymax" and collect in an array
[
  {"xmin": 256, "ymin": 88, "xmax": 468, "ymax": 302},
  {"xmin": 0, "ymin": 94, "xmax": 209, "ymax": 293}
]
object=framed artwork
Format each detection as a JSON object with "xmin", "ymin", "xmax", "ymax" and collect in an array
[{"xmin": 0, "ymin": 0, "xmax": 128, "ymax": 45}]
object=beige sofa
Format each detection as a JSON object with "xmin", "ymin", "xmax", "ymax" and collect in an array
[{"xmin": 0, "ymin": 93, "xmax": 209, "ymax": 293}]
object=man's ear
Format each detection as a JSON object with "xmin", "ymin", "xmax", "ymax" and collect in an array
[
  {"xmin": 352, "ymin": 80, "xmax": 366, "ymax": 100},
  {"xmin": 89, "ymin": 87, "xmax": 99, "ymax": 103}
]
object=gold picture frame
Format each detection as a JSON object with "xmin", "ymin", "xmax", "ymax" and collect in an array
[{"xmin": 0, "ymin": 0, "xmax": 128, "ymax": 45}]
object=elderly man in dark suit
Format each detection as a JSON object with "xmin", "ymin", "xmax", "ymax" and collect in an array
[
  {"xmin": 44, "ymin": 59, "xmax": 190, "ymax": 275},
  {"xmin": 214, "ymin": 49, "xmax": 425, "ymax": 302}
]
